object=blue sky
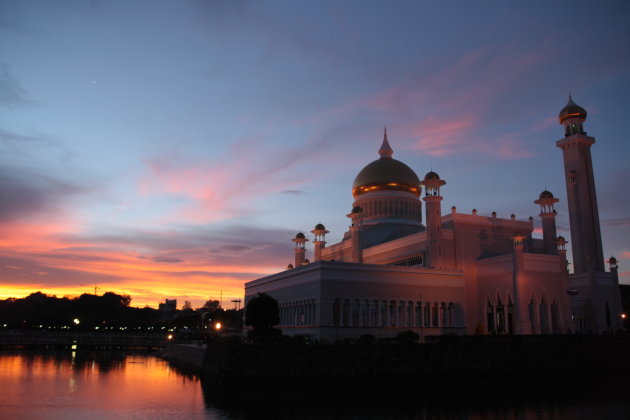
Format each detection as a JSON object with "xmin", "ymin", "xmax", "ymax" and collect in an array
[{"xmin": 1, "ymin": 0, "xmax": 629, "ymax": 307}]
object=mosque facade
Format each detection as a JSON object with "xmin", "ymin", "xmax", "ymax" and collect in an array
[{"xmin": 244, "ymin": 97, "xmax": 623, "ymax": 340}]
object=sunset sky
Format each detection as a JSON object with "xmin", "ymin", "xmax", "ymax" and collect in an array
[{"xmin": 1, "ymin": 1, "xmax": 629, "ymax": 308}]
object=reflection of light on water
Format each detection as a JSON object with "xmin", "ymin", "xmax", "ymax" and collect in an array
[{"xmin": 68, "ymin": 377, "xmax": 77, "ymax": 393}]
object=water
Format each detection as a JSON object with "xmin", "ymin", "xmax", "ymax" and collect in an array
[
  {"xmin": 1, "ymin": 350, "xmax": 629, "ymax": 419},
  {"xmin": 0, "ymin": 350, "xmax": 226, "ymax": 420}
]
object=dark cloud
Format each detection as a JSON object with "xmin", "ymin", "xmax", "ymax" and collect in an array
[
  {"xmin": 162, "ymin": 270, "xmax": 257, "ymax": 279},
  {"xmin": 0, "ymin": 165, "xmax": 87, "ymax": 222},
  {"xmin": 209, "ymin": 244, "xmax": 251, "ymax": 254},
  {"xmin": 152, "ymin": 256, "xmax": 184, "ymax": 264},
  {"xmin": 604, "ymin": 218, "xmax": 630, "ymax": 227},
  {"xmin": 33, "ymin": 253, "xmax": 115, "ymax": 263},
  {"xmin": 0, "ymin": 255, "xmax": 124, "ymax": 288},
  {"xmin": 0, "ymin": 128, "xmax": 37, "ymax": 143},
  {"xmin": 0, "ymin": 63, "xmax": 35, "ymax": 108}
]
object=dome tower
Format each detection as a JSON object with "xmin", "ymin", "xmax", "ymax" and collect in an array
[
  {"xmin": 420, "ymin": 171, "xmax": 446, "ymax": 268},
  {"xmin": 556, "ymin": 96, "xmax": 603, "ymax": 273},
  {"xmin": 350, "ymin": 129, "xmax": 424, "ymax": 248},
  {"xmin": 534, "ymin": 190, "xmax": 559, "ymax": 254}
]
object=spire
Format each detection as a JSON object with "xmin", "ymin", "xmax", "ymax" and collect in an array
[{"xmin": 379, "ymin": 127, "xmax": 393, "ymax": 158}]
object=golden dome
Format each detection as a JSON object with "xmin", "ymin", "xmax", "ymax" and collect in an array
[
  {"xmin": 559, "ymin": 95, "xmax": 587, "ymax": 123},
  {"xmin": 352, "ymin": 130, "xmax": 420, "ymax": 197}
]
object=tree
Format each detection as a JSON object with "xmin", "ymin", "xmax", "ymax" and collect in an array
[
  {"xmin": 245, "ymin": 293, "xmax": 280, "ymax": 333},
  {"xmin": 203, "ymin": 300, "xmax": 221, "ymax": 313}
]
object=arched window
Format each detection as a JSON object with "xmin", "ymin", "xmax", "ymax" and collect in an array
[
  {"xmin": 528, "ymin": 297, "xmax": 537, "ymax": 334},
  {"xmin": 342, "ymin": 298, "xmax": 351, "ymax": 327},
  {"xmin": 424, "ymin": 302, "xmax": 431, "ymax": 327},
  {"xmin": 551, "ymin": 298, "xmax": 560, "ymax": 333},
  {"xmin": 539, "ymin": 297, "xmax": 550, "ymax": 334},
  {"xmin": 487, "ymin": 299, "xmax": 495, "ymax": 333},
  {"xmin": 407, "ymin": 301, "xmax": 414, "ymax": 327},
  {"xmin": 333, "ymin": 298, "xmax": 340, "ymax": 326},
  {"xmin": 507, "ymin": 296, "xmax": 514, "ymax": 334},
  {"xmin": 390, "ymin": 300, "xmax": 397, "ymax": 327},
  {"xmin": 431, "ymin": 302, "xmax": 439, "ymax": 327},
  {"xmin": 352, "ymin": 299, "xmax": 360, "ymax": 327},
  {"xmin": 496, "ymin": 294, "xmax": 505, "ymax": 334},
  {"xmin": 380, "ymin": 300, "xmax": 387, "ymax": 327}
]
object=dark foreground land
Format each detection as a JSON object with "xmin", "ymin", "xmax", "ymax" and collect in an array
[
  {"xmin": 185, "ymin": 334, "xmax": 630, "ymax": 417},
  {"xmin": 197, "ymin": 334, "xmax": 630, "ymax": 387}
]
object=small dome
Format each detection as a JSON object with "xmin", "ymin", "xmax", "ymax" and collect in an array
[
  {"xmin": 557, "ymin": 236, "xmax": 566, "ymax": 242},
  {"xmin": 539, "ymin": 190, "xmax": 554, "ymax": 199},
  {"xmin": 609, "ymin": 256, "xmax": 617, "ymax": 264},
  {"xmin": 295, "ymin": 232, "xmax": 305, "ymax": 239},
  {"xmin": 314, "ymin": 223, "xmax": 326, "ymax": 230},
  {"xmin": 559, "ymin": 95, "xmax": 587, "ymax": 123},
  {"xmin": 424, "ymin": 171, "xmax": 440, "ymax": 180}
]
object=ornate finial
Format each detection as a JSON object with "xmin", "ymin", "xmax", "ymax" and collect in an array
[{"xmin": 379, "ymin": 127, "xmax": 393, "ymax": 158}]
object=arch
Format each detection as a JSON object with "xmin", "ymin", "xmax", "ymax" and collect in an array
[
  {"xmin": 389, "ymin": 300, "xmax": 397, "ymax": 327},
  {"xmin": 431, "ymin": 302, "xmax": 439, "ymax": 327},
  {"xmin": 496, "ymin": 293, "xmax": 505, "ymax": 334},
  {"xmin": 380, "ymin": 300, "xmax": 388, "ymax": 327},
  {"xmin": 342, "ymin": 298, "xmax": 351, "ymax": 327},
  {"xmin": 424, "ymin": 302, "xmax": 431, "ymax": 327},
  {"xmin": 551, "ymin": 295, "xmax": 561, "ymax": 333},
  {"xmin": 539, "ymin": 295, "xmax": 550, "ymax": 334},
  {"xmin": 486, "ymin": 297, "xmax": 495, "ymax": 334},
  {"xmin": 528, "ymin": 295, "xmax": 538, "ymax": 334},
  {"xmin": 407, "ymin": 300, "xmax": 414, "ymax": 327}
]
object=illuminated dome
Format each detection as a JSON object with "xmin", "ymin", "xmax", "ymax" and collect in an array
[
  {"xmin": 539, "ymin": 190, "xmax": 554, "ymax": 199},
  {"xmin": 352, "ymin": 131, "xmax": 420, "ymax": 197},
  {"xmin": 559, "ymin": 95, "xmax": 587, "ymax": 123},
  {"xmin": 424, "ymin": 171, "xmax": 440, "ymax": 180}
]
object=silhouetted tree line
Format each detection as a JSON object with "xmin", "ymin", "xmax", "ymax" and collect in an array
[{"xmin": 0, "ymin": 292, "xmax": 243, "ymax": 332}]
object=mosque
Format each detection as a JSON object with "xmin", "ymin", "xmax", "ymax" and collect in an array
[{"xmin": 244, "ymin": 97, "xmax": 623, "ymax": 340}]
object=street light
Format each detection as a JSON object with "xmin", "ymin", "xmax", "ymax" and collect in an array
[
  {"xmin": 214, "ymin": 322, "xmax": 222, "ymax": 332},
  {"xmin": 73, "ymin": 318, "xmax": 80, "ymax": 325}
]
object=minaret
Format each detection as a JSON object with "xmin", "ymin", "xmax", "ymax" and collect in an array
[
  {"xmin": 534, "ymin": 190, "xmax": 559, "ymax": 254},
  {"xmin": 310, "ymin": 223, "xmax": 329, "ymax": 262},
  {"xmin": 420, "ymin": 171, "xmax": 445, "ymax": 268},
  {"xmin": 556, "ymin": 96, "xmax": 604, "ymax": 273},
  {"xmin": 291, "ymin": 232, "xmax": 308, "ymax": 267}
]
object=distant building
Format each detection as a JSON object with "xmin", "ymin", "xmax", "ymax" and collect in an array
[
  {"xmin": 158, "ymin": 299, "xmax": 177, "ymax": 318},
  {"xmin": 245, "ymin": 97, "xmax": 623, "ymax": 340}
]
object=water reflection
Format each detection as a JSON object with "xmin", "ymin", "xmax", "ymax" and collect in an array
[
  {"xmin": 0, "ymin": 350, "xmax": 226, "ymax": 420},
  {"xmin": 1, "ymin": 351, "xmax": 629, "ymax": 419}
]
